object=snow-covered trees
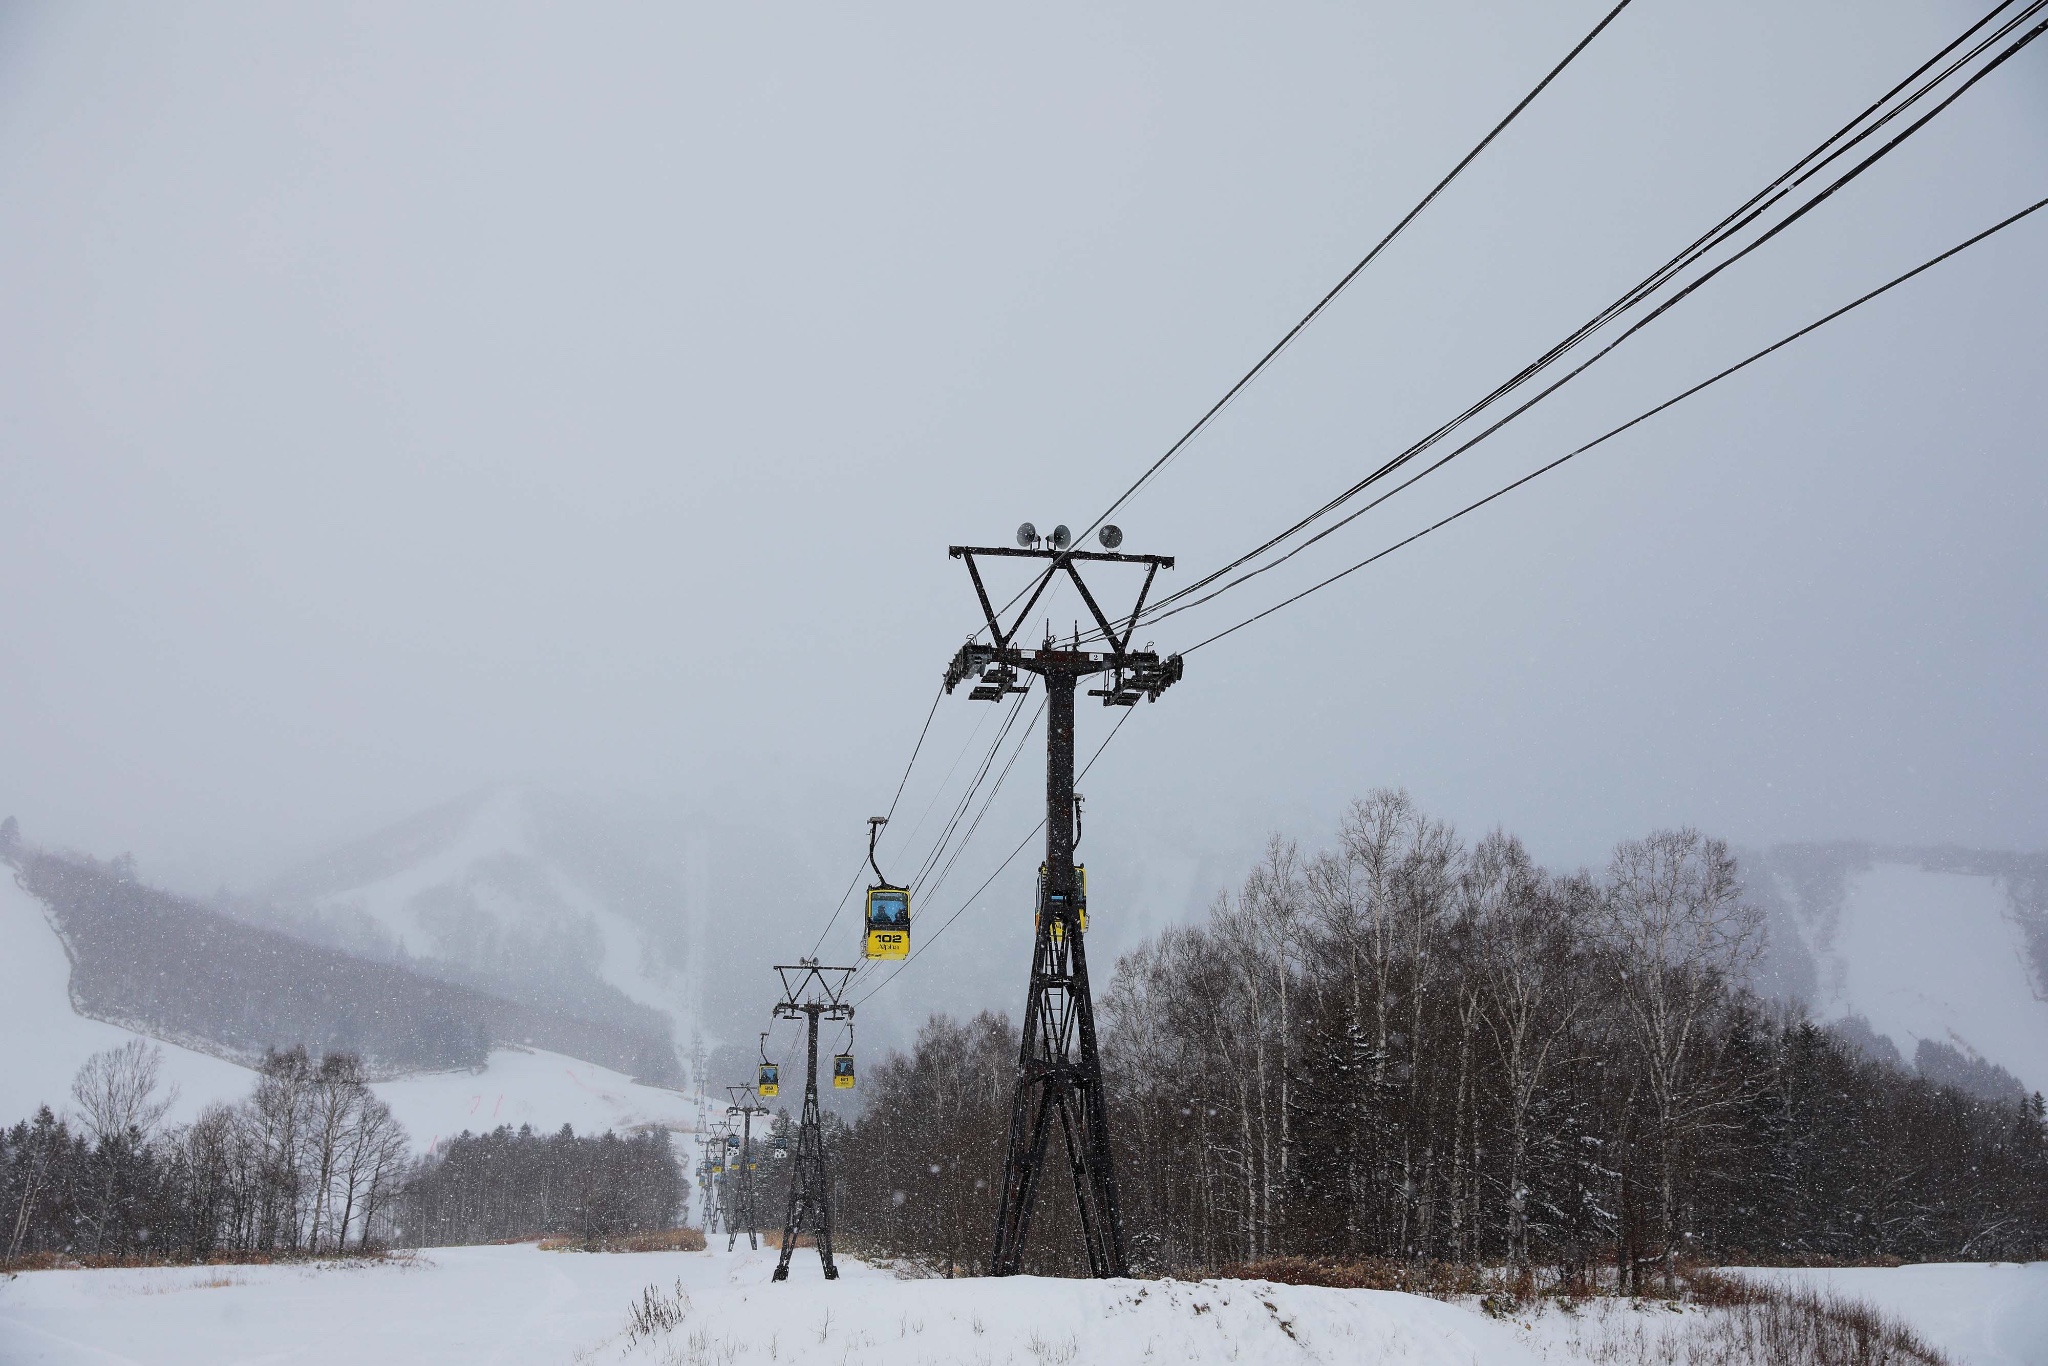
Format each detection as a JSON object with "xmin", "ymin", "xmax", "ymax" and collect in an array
[
  {"xmin": 395, "ymin": 1124, "xmax": 682, "ymax": 1246},
  {"xmin": 1, "ymin": 1044, "xmax": 411, "ymax": 1262},
  {"xmin": 833, "ymin": 792, "xmax": 2048, "ymax": 1276}
]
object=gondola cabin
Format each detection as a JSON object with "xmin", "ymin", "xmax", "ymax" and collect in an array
[
  {"xmin": 757, "ymin": 1061, "xmax": 780, "ymax": 1097},
  {"xmin": 864, "ymin": 885, "xmax": 911, "ymax": 960},
  {"xmin": 832, "ymin": 1054, "xmax": 856, "ymax": 1089},
  {"xmin": 1037, "ymin": 863, "xmax": 1088, "ymax": 939}
]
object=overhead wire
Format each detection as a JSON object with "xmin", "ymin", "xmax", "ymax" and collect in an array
[
  {"xmin": 798, "ymin": 1, "xmax": 2046, "ymax": 1028},
  {"xmin": 1119, "ymin": 0, "xmax": 2047, "ymax": 635},
  {"xmin": 1177, "ymin": 192, "xmax": 2048, "ymax": 655},
  {"xmin": 970, "ymin": 0, "xmax": 1641, "ymax": 640},
  {"xmin": 854, "ymin": 705, "xmax": 1137, "ymax": 1007},
  {"xmin": 798, "ymin": 0, "xmax": 1658, "ymax": 982}
]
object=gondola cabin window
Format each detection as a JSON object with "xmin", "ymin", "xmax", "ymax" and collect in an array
[
  {"xmin": 864, "ymin": 885, "xmax": 910, "ymax": 960},
  {"xmin": 833, "ymin": 1054, "xmax": 856, "ymax": 1089}
]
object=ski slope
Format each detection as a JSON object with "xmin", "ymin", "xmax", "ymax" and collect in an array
[
  {"xmin": 2, "ymin": 1244, "xmax": 2036, "ymax": 1366},
  {"xmin": 0, "ymin": 873, "xmax": 698, "ymax": 1146},
  {"xmin": 1819, "ymin": 862, "xmax": 2048, "ymax": 1096}
]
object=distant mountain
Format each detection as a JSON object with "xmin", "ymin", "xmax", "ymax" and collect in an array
[
  {"xmin": 2, "ymin": 831, "xmax": 679, "ymax": 1085},
  {"xmin": 1741, "ymin": 842, "xmax": 2048, "ymax": 1098},
  {"xmin": 236, "ymin": 787, "xmax": 697, "ymax": 1070}
]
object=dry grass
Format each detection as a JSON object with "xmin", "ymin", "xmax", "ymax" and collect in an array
[
  {"xmin": 1219, "ymin": 1254, "xmax": 1491, "ymax": 1298},
  {"xmin": 1221, "ymin": 1259, "xmax": 1947, "ymax": 1366},
  {"xmin": 538, "ymin": 1227, "xmax": 707, "ymax": 1254}
]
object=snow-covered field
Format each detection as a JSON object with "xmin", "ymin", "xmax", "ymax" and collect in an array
[
  {"xmin": 0, "ymin": 1243, "xmax": 1541, "ymax": 1366},
  {"xmin": 1, "ymin": 1246, "xmax": 2038, "ymax": 1366},
  {"xmin": 0, "ymin": 874, "xmax": 699, "ymax": 1148},
  {"xmin": 1738, "ymin": 1265, "xmax": 2048, "ymax": 1366}
]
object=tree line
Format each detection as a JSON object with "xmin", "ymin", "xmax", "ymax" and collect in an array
[
  {"xmin": 3, "ymin": 1042, "xmax": 409, "ymax": 1262},
  {"xmin": 3, "ymin": 1040, "xmax": 684, "ymax": 1263},
  {"xmin": 394, "ymin": 1123, "xmax": 682, "ymax": 1246},
  {"xmin": 835, "ymin": 791, "xmax": 2048, "ymax": 1282}
]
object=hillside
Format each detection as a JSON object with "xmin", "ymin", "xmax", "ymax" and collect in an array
[
  {"xmin": 6, "ymin": 834, "xmax": 678, "ymax": 1084},
  {"xmin": 1744, "ymin": 843, "xmax": 2048, "ymax": 1097},
  {"xmin": 0, "ymin": 867, "xmax": 700, "ymax": 1148}
]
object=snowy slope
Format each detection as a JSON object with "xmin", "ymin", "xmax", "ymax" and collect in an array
[
  {"xmin": 377, "ymin": 1048, "xmax": 697, "ymax": 1153},
  {"xmin": 1749, "ymin": 846, "xmax": 2048, "ymax": 1097},
  {"xmin": 0, "ymin": 872, "xmax": 248, "ymax": 1129},
  {"xmin": 1, "ymin": 872, "xmax": 700, "ymax": 1145},
  {"xmin": 1819, "ymin": 864, "xmax": 2048, "ymax": 1096}
]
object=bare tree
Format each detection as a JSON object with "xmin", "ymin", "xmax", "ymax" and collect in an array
[
  {"xmin": 70, "ymin": 1038, "xmax": 179, "ymax": 1146},
  {"xmin": 1467, "ymin": 832, "xmax": 1587, "ymax": 1268},
  {"xmin": 1595, "ymin": 828, "xmax": 1763, "ymax": 1290}
]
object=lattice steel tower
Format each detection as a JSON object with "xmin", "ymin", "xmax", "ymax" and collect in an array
[
  {"xmin": 942, "ymin": 533, "xmax": 1182, "ymax": 1277},
  {"xmin": 769, "ymin": 960, "xmax": 855, "ymax": 1281}
]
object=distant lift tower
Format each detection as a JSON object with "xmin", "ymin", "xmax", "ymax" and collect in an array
[
  {"xmin": 943, "ymin": 527, "xmax": 1182, "ymax": 1278},
  {"xmin": 770, "ymin": 960, "xmax": 856, "ymax": 1281},
  {"xmin": 725, "ymin": 1085, "xmax": 770, "ymax": 1251}
]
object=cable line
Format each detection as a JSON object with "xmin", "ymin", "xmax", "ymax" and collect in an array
[
  {"xmin": 1126, "ymin": 0, "xmax": 2046, "ymax": 633},
  {"xmin": 917, "ymin": 698, "xmax": 1045, "ymax": 909},
  {"xmin": 807, "ymin": 682, "xmax": 946, "ymax": 957},
  {"xmin": 854, "ymin": 706, "xmax": 1137, "ymax": 1007},
  {"xmin": 966, "ymin": 0, "xmax": 1640, "ymax": 642},
  {"xmin": 1176, "ymin": 191, "xmax": 2048, "ymax": 656}
]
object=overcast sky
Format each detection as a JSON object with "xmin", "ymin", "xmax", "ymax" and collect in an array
[{"xmin": 2, "ymin": 1, "xmax": 2043, "ymax": 922}]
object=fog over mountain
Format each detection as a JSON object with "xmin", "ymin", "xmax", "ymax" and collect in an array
[{"xmin": 1, "ymin": 1, "xmax": 2044, "ymax": 1102}]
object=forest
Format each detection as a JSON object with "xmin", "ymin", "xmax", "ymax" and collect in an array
[
  {"xmin": 0, "ymin": 1042, "xmax": 676, "ymax": 1264},
  {"xmin": 3, "ymin": 1044, "xmax": 409, "ymax": 1262},
  {"xmin": 394, "ymin": 1123, "xmax": 682, "ymax": 1246},
  {"xmin": 833, "ymin": 792, "xmax": 2048, "ymax": 1282}
]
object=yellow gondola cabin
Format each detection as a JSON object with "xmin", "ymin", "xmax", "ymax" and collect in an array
[{"xmin": 864, "ymin": 885, "xmax": 910, "ymax": 959}]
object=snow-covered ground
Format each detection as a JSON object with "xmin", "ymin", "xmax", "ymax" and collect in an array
[
  {"xmin": 0, "ymin": 1243, "xmax": 1544, "ymax": 1366},
  {"xmin": 1739, "ymin": 1264, "xmax": 2048, "ymax": 1366},
  {"xmin": 2, "ymin": 1247, "xmax": 2038, "ymax": 1366},
  {"xmin": 1, "ymin": 873, "xmax": 700, "ymax": 1147}
]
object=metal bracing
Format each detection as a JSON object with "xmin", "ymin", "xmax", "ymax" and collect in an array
[
  {"xmin": 769, "ymin": 960, "xmax": 856, "ymax": 1281},
  {"xmin": 725, "ymin": 1086, "xmax": 770, "ymax": 1252},
  {"xmin": 943, "ymin": 543, "xmax": 1184, "ymax": 1278}
]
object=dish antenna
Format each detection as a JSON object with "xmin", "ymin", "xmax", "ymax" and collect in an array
[
  {"xmin": 1016, "ymin": 522, "xmax": 1038, "ymax": 548},
  {"xmin": 1049, "ymin": 524, "xmax": 1072, "ymax": 551},
  {"xmin": 1097, "ymin": 525, "xmax": 1123, "ymax": 549}
]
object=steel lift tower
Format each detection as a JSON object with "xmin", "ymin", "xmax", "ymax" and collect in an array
[
  {"xmin": 943, "ymin": 531, "xmax": 1182, "ymax": 1278},
  {"xmin": 770, "ymin": 960, "xmax": 855, "ymax": 1281},
  {"xmin": 725, "ymin": 1085, "xmax": 770, "ymax": 1251}
]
